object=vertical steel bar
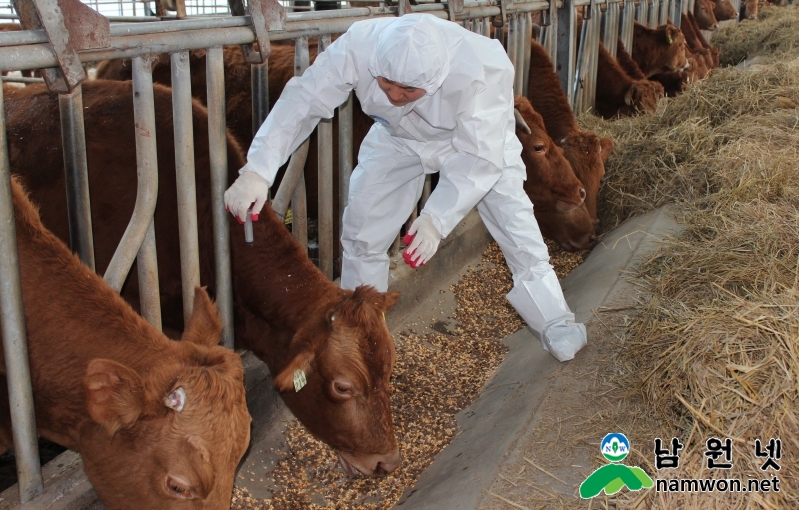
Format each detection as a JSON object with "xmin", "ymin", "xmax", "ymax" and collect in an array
[
  {"xmin": 573, "ymin": 6, "xmax": 589, "ymax": 112},
  {"xmin": 58, "ymin": 85, "xmax": 95, "ymax": 271},
  {"xmin": 507, "ymin": 14, "xmax": 518, "ymax": 95},
  {"xmin": 515, "ymin": 14, "xmax": 525, "ymax": 95},
  {"xmin": 556, "ymin": 0, "xmax": 576, "ymax": 105},
  {"xmin": 132, "ymin": 56, "xmax": 161, "ymax": 331},
  {"xmin": 0, "ymin": 82, "xmax": 43, "ymax": 506},
  {"xmin": 650, "ymin": 0, "xmax": 659, "ymax": 26},
  {"xmin": 660, "ymin": 0, "xmax": 669, "ymax": 25},
  {"xmin": 292, "ymin": 37, "xmax": 309, "ymax": 251},
  {"xmin": 171, "ymin": 51, "xmax": 202, "ymax": 323},
  {"xmin": 136, "ymin": 220, "xmax": 161, "ymax": 330},
  {"xmin": 251, "ymin": 61, "xmax": 269, "ymax": 141},
  {"xmin": 422, "ymin": 174, "xmax": 432, "ymax": 207},
  {"xmin": 622, "ymin": 0, "xmax": 635, "ymax": 51},
  {"xmin": 522, "ymin": 11, "xmax": 532, "ymax": 98},
  {"xmin": 131, "ymin": 57, "xmax": 161, "ymax": 331},
  {"xmin": 338, "ymin": 91, "xmax": 353, "ymax": 263},
  {"xmin": 207, "ymin": 46, "xmax": 234, "ymax": 348},
  {"xmin": 318, "ymin": 34, "xmax": 334, "ymax": 280},
  {"xmin": 588, "ymin": 1, "xmax": 600, "ymax": 110},
  {"xmin": 483, "ymin": 16, "xmax": 491, "ymax": 38},
  {"xmin": 104, "ymin": 56, "xmax": 160, "ymax": 293}
]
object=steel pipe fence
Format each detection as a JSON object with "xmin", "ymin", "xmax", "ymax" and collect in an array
[{"xmin": 0, "ymin": 0, "xmax": 742, "ymax": 499}]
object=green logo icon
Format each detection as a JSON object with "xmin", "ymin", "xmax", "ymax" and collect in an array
[{"xmin": 580, "ymin": 433, "xmax": 654, "ymax": 499}]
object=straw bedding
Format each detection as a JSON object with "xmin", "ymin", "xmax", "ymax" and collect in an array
[
  {"xmin": 711, "ymin": 4, "xmax": 799, "ymax": 66},
  {"xmin": 576, "ymin": 49, "xmax": 799, "ymax": 509}
]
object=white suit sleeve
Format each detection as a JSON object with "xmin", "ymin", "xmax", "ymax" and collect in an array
[
  {"xmin": 241, "ymin": 33, "xmax": 358, "ymax": 186},
  {"xmin": 420, "ymin": 64, "xmax": 515, "ymax": 238}
]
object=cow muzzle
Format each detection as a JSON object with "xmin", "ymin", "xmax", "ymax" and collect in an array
[{"xmin": 337, "ymin": 448, "xmax": 402, "ymax": 477}]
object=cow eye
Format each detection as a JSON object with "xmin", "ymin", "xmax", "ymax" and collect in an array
[
  {"xmin": 534, "ymin": 144, "xmax": 545, "ymax": 153},
  {"xmin": 332, "ymin": 379, "xmax": 354, "ymax": 399},
  {"xmin": 165, "ymin": 475, "xmax": 194, "ymax": 500}
]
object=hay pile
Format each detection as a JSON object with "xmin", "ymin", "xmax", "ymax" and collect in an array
[
  {"xmin": 578, "ymin": 54, "xmax": 799, "ymax": 507},
  {"xmin": 712, "ymin": 4, "xmax": 799, "ymax": 66},
  {"xmin": 580, "ymin": 57, "xmax": 799, "ymax": 230}
]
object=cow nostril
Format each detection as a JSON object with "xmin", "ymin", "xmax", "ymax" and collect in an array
[
  {"xmin": 374, "ymin": 463, "xmax": 389, "ymax": 476},
  {"xmin": 579, "ymin": 188, "xmax": 586, "ymax": 201},
  {"xmin": 589, "ymin": 234, "xmax": 597, "ymax": 243}
]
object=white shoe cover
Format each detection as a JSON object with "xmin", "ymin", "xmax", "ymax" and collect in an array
[{"xmin": 542, "ymin": 320, "xmax": 587, "ymax": 362}]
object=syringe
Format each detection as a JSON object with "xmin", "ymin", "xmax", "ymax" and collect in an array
[{"xmin": 244, "ymin": 206, "xmax": 254, "ymax": 245}]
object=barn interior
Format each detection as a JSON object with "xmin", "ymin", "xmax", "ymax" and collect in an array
[{"xmin": 0, "ymin": 1, "xmax": 797, "ymax": 510}]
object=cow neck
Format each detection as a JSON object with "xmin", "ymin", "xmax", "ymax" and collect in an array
[
  {"xmin": 238, "ymin": 206, "xmax": 343, "ymax": 337},
  {"xmin": 527, "ymin": 40, "xmax": 580, "ymax": 142}
]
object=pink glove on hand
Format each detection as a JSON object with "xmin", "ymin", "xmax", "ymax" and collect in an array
[{"xmin": 402, "ymin": 214, "xmax": 441, "ymax": 269}]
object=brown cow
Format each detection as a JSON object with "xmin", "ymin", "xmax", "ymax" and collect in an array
[
  {"xmin": 595, "ymin": 42, "xmax": 661, "ymax": 119},
  {"xmin": 97, "ymin": 43, "xmax": 593, "ymax": 249},
  {"xmin": 527, "ymin": 39, "xmax": 614, "ymax": 234},
  {"xmin": 711, "ymin": 0, "xmax": 739, "ymax": 21},
  {"xmin": 740, "ymin": 0, "xmax": 758, "ymax": 20},
  {"xmin": 687, "ymin": 12, "xmax": 721, "ymax": 68},
  {"xmin": 514, "ymin": 96, "xmax": 595, "ymax": 250},
  {"xmin": 3, "ymin": 81, "xmax": 402, "ymax": 477},
  {"xmin": 694, "ymin": 0, "xmax": 720, "ymax": 30},
  {"xmin": 680, "ymin": 13, "xmax": 715, "ymax": 74},
  {"xmin": 632, "ymin": 22, "xmax": 689, "ymax": 78},
  {"xmin": 2, "ymin": 176, "xmax": 251, "ymax": 509}
]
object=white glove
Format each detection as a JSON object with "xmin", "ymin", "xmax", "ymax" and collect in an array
[
  {"xmin": 402, "ymin": 214, "xmax": 442, "ymax": 268},
  {"xmin": 541, "ymin": 320, "xmax": 587, "ymax": 362},
  {"xmin": 224, "ymin": 171, "xmax": 270, "ymax": 223}
]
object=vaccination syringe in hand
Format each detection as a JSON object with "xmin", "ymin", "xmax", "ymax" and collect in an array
[{"xmin": 244, "ymin": 206, "xmax": 254, "ymax": 245}]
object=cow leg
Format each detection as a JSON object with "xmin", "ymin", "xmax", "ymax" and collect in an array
[
  {"xmin": 340, "ymin": 126, "xmax": 425, "ymax": 292},
  {"xmin": 476, "ymin": 164, "xmax": 586, "ymax": 360}
]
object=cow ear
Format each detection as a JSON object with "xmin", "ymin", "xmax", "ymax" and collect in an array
[
  {"xmin": 377, "ymin": 291, "xmax": 401, "ymax": 313},
  {"xmin": 84, "ymin": 359, "xmax": 144, "ymax": 435},
  {"xmin": 599, "ymin": 137, "xmax": 615, "ymax": 164},
  {"xmin": 273, "ymin": 342, "xmax": 315, "ymax": 393},
  {"xmin": 180, "ymin": 287, "xmax": 222, "ymax": 348}
]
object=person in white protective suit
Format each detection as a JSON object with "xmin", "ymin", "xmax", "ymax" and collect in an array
[{"xmin": 224, "ymin": 14, "xmax": 587, "ymax": 361}]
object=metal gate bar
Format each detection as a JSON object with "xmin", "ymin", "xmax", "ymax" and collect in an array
[
  {"xmin": 291, "ymin": 36, "xmax": 309, "ymax": 250},
  {"xmin": 207, "ymin": 46, "xmax": 235, "ymax": 347},
  {"xmin": 0, "ymin": 80, "xmax": 43, "ymax": 505},
  {"xmin": 171, "ymin": 50, "xmax": 203, "ymax": 322},
  {"xmin": 58, "ymin": 86, "xmax": 96, "ymax": 270},
  {"xmin": 317, "ymin": 34, "xmax": 334, "ymax": 280}
]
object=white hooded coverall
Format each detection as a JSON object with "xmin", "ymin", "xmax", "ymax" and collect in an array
[{"xmin": 241, "ymin": 14, "xmax": 586, "ymax": 361}]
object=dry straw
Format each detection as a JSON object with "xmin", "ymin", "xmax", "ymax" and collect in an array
[
  {"xmin": 576, "ymin": 37, "xmax": 799, "ymax": 510},
  {"xmin": 712, "ymin": 4, "xmax": 799, "ymax": 66}
]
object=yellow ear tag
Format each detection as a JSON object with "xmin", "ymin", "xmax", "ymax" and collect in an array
[
  {"xmin": 382, "ymin": 311, "xmax": 386, "ymax": 322},
  {"xmin": 293, "ymin": 369, "xmax": 307, "ymax": 392},
  {"xmin": 667, "ymin": 34, "xmax": 673, "ymax": 45}
]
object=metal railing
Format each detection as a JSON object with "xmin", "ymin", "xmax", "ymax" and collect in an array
[{"xmin": 0, "ymin": 0, "xmax": 739, "ymax": 501}]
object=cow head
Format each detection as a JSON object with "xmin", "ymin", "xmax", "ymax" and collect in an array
[
  {"xmin": 514, "ymin": 96, "xmax": 586, "ymax": 213},
  {"xmin": 662, "ymin": 24, "xmax": 690, "ymax": 74},
  {"xmin": 694, "ymin": 0, "xmax": 720, "ymax": 30},
  {"xmin": 535, "ymin": 203, "xmax": 596, "ymax": 251},
  {"xmin": 557, "ymin": 132, "xmax": 613, "ymax": 233},
  {"xmin": 620, "ymin": 80, "xmax": 662, "ymax": 116},
  {"xmin": 711, "ymin": 0, "xmax": 738, "ymax": 21},
  {"xmin": 273, "ymin": 286, "xmax": 402, "ymax": 477},
  {"xmin": 79, "ymin": 289, "xmax": 251, "ymax": 510},
  {"xmin": 742, "ymin": 0, "xmax": 758, "ymax": 20}
]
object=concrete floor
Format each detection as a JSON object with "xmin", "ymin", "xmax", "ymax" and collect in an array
[{"xmin": 396, "ymin": 205, "xmax": 681, "ymax": 510}]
